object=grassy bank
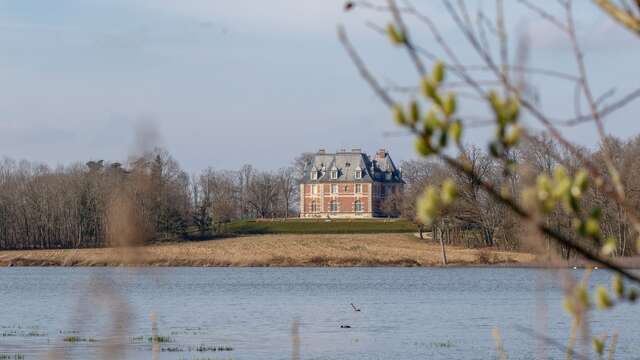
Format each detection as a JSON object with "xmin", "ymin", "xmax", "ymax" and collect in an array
[
  {"xmin": 225, "ymin": 218, "xmax": 417, "ymax": 235},
  {"xmin": 0, "ymin": 233, "xmax": 535, "ymax": 267}
]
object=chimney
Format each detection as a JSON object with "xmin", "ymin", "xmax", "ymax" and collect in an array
[
  {"xmin": 351, "ymin": 148, "xmax": 362, "ymax": 153},
  {"xmin": 318, "ymin": 149, "xmax": 326, "ymax": 154},
  {"xmin": 377, "ymin": 148, "xmax": 386, "ymax": 158}
]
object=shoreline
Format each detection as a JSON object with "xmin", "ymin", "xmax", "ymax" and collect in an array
[{"xmin": 0, "ymin": 233, "xmax": 636, "ymax": 268}]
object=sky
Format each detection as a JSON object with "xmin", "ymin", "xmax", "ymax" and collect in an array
[{"xmin": 0, "ymin": 0, "xmax": 638, "ymax": 172}]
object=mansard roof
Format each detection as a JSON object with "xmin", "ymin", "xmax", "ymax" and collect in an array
[{"xmin": 301, "ymin": 149, "xmax": 404, "ymax": 184}]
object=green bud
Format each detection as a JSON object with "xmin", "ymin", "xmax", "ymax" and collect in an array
[
  {"xmin": 441, "ymin": 179, "xmax": 457, "ymax": 206},
  {"xmin": 503, "ymin": 124, "xmax": 522, "ymax": 146},
  {"xmin": 438, "ymin": 130, "xmax": 448, "ymax": 148},
  {"xmin": 595, "ymin": 286, "xmax": 613, "ymax": 309},
  {"xmin": 506, "ymin": 97, "xmax": 520, "ymax": 123},
  {"xmin": 552, "ymin": 177, "xmax": 571, "ymax": 200},
  {"xmin": 612, "ymin": 274, "xmax": 624, "ymax": 298},
  {"xmin": 575, "ymin": 218, "xmax": 587, "ymax": 237},
  {"xmin": 563, "ymin": 298, "xmax": 576, "ymax": 315},
  {"xmin": 415, "ymin": 137, "xmax": 434, "ymax": 156},
  {"xmin": 572, "ymin": 169, "xmax": 589, "ymax": 197},
  {"xmin": 489, "ymin": 141, "xmax": 502, "ymax": 158},
  {"xmin": 554, "ymin": 166, "xmax": 568, "ymax": 182},
  {"xmin": 592, "ymin": 337, "xmax": 605, "ymax": 356},
  {"xmin": 584, "ymin": 217, "xmax": 600, "ymax": 238},
  {"xmin": 393, "ymin": 104, "xmax": 406, "ymax": 125},
  {"xmin": 433, "ymin": 61, "xmax": 445, "ymax": 84},
  {"xmin": 425, "ymin": 110, "xmax": 441, "ymax": 129},
  {"xmin": 386, "ymin": 23, "xmax": 404, "ymax": 45},
  {"xmin": 443, "ymin": 93, "xmax": 456, "ymax": 117},
  {"xmin": 409, "ymin": 100, "xmax": 420, "ymax": 124},
  {"xmin": 416, "ymin": 186, "xmax": 440, "ymax": 225},
  {"xmin": 421, "ymin": 77, "xmax": 437, "ymax": 100},
  {"xmin": 601, "ymin": 237, "xmax": 617, "ymax": 256},
  {"xmin": 576, "ymin": 285, "xmax": 590, "ymax": 308},
  {"xmin": 536, "ymin": 175, "xmax": 552, "ymax": 201},
  {"xmin": 488, "ymin": 90, "xmax": 500, "ymax": 112},
  {"xmin": 449, "ymin": 120, "xmax": 463, "ymax": 143}
]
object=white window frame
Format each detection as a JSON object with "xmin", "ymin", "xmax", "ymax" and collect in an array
[
  {"xmin": 354, "ymin": 200, "xmax": 362, "ymax": 212},
  {"xmin": 331, "ymin": 183, "xmax": 338, "ymax": 194},
  {"xmin": 329, "ymin": 200, "xmax": 338, "ymax": 212},
  {"xmin": 355, "ymin": 183, "xmax": 362, "ymax": 193},
  {"xmin": 330, "ymin": 170, "xmax": 338, "ymax": 179},
  {"xmin": 311, "ymin": 171, "xmax": 318, "ymax": 180},
  {"xmin": 355, "ymin": 169, "xmax": 362, "ymax": 179},
  {"xmin": 311, "ymin": 184, "xmax": 318, "ymax": 194},
  {"xmin": 311, "ymin": 200, "xmax": 317, "ymax": 212}
]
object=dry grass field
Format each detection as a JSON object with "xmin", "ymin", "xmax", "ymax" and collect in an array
[{"xmin": 0, "ymin": 234, "xmax": 536, "ymax": 267}]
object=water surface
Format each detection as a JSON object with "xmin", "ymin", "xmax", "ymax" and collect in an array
[{"xmin": 0, "ymin": 267, "xmax": 638, "ymax": 359}]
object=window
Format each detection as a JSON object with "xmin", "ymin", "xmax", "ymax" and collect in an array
[
  {"xmin": 311, "ymin": 171, "xmax": 317, "ymax": 180},
  {"xmin": 355, "ymin": 167, "xmax": 362, "ymax": 179},
  {"xmin": 329, "ymin": 200, "xmax": 338, "ymax": 212},
  {"xmin": 311, "ymin": 184, "xmax": 318, "ymax": 194},
  {"xmin": 331, "ymin": 184, "xmax": 338, "ymax": 194},
  {"xmin": 311, "ymin": 200, "xmax": 317, "ymax": 212},
  {"xmin": 355, "ymin": 183, "xmax": 362, "ymax": 193},
  {"xmin": 344, "ymin": 185, "xmax": 349, "ymax": 192},
  {"xmin": 330, "ymin": 170, "xmax": 338, "ymax": 179},
  {"xmin": 354, "ymin": 200, "xmax": 362, "ymax": 212}
]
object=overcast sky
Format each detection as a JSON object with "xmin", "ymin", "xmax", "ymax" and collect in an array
[{"xmin": 0, "ymin": 1, "xmax": 638, "ymax": 172}]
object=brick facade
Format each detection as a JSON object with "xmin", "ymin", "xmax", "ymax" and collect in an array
[{"xmin": 299, "ymin": 148, "xmax": 404, "ymax": 218}]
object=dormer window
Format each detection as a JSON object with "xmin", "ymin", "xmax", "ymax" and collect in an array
[
  {"xmin": 310, "ymin": 167, "xmax": 318, "ymax": 180},
  {"xmin": 330, "ymin": 166, "xmax": 338, "ymax": 179},
  {"xmin": 355, "ymin": 167, "xmax": 362, "ymax": 179}
]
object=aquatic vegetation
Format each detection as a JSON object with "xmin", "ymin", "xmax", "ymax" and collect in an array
[
  {"xmin": 430, "ymin": 340, "xmax": 454, "ymax": 348},
  {"xmin": 0, "ymin": 354, "xmax": 24, "ymax": 360},
  {"xmin": 160, "ymin": 346, "xmax": 184, "ymax": 352},
  {"xmin": 147, "ymin": 335, "xmax": 172, "ymax": 343},
  {"xmin": 63, "ymin": 336, "xmax": 97, "ymax": 342},
  {"xmin": 190, "ymin": 344, "xmax": 234, "ymax": 352}
]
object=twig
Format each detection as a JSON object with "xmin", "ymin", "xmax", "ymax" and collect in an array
[
  {"xmin": 518, "ymin": 0, "xmax": 569, "ymax": 31},
  {"xmin": 337, "ymin": 26, "xmax": 395, "ymax": 108},
  {"xmin": 388, "ymin": 0, "xmax": 427, "ymax": 77}
]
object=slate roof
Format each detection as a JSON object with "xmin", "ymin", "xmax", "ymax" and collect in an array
[{"xmin": 301, "ymin": 149, "xmax": 404, "ymax": 184}]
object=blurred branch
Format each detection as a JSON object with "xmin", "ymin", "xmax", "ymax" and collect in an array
[{"xmin": 594, "ymin": 0, "xmax": 640, "ymax": 34}]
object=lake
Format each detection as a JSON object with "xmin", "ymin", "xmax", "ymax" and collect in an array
[{"xmin": 0, "ymin": 267, "xmax": 638, "ymax": 360}]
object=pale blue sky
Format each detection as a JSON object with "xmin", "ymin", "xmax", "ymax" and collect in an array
[{"xmin": 0, "ymin": 1, "xmax": 638, "ymax": 171}]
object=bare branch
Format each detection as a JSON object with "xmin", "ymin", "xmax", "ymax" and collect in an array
[
  {"xmin": 518, "ymin": 0, "xmax": 569, "ymax": 31},
  {"xmin": 337, "ymin": 25, "xmax": 395, "ymax": 108}
]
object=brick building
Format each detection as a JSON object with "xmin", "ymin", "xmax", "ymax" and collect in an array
[{"xmin": 299, "ymin": 148, "xmax": 404, "ymax": 218}]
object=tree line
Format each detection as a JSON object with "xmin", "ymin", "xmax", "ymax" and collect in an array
[
  {"xmin": 396, "ymin": 133, "xmax": 640, "ymax": 257},
  {"xmin": 0, "ymin": 149, "xmax": 308, "ymax": 249}
]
